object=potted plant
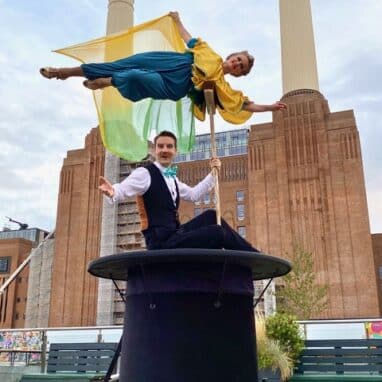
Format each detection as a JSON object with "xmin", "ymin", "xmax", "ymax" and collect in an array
[
  {"xmin": 265, "ymin": 312, "xmax": 305, "ymax": 367},
  {"xmin": 256, "ymin": 313, "xmax": 293, "ymax": 382},
  {"xmin": 256, "ymin": 312, "xmax": 305, "ymax": 381}
]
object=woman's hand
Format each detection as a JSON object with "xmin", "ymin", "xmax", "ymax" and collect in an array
[
  {"xmin": 168, "ymin": 11, "xmax": 192, "ymax": 44},
  {"xmin": 268, "ymin": 101, "xmax": 287, "ymax": 111},
  {"xmin": 169, "ymin": 11, "xmax": 180, "ymax": 22},
  {"xmin": 242, "ymin": 101, "xmax": 287, "ymax": 113}
]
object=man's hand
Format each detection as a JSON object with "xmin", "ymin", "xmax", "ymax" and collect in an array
[
  {"xmin": 99, "ymin": 176, "xmax": 114, "ymax": 198},
  {"xmin": 210, "ymin": 157, "xmax": 221, "ymax": 173}
]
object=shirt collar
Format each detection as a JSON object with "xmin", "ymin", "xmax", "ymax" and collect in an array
[
  {"xmin": 153, "ymin": 161, "xmax": 170, "ymax": 173},
  {"xmin": 154, "ymin": 161, "xmax": 166, "ymax": 172}
]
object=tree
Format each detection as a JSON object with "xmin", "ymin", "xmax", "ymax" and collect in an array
[{"xmin": 276, "ymin": 245, "xmax": 328, "ymax": 319}]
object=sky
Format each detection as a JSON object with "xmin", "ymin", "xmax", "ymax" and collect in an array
[{"xmin": 0, "ymin": 0, "xmax": 381, "ymax": 233}]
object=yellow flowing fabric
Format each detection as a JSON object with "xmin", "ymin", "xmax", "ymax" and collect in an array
[{"xmin": 56, "ymin": 15, "xmax": 193, "ymax": 161}]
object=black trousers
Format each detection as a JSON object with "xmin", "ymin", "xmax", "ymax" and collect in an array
[{"xmin": 161, "ymin": 209, "xmax": 258, "ymax": 252}]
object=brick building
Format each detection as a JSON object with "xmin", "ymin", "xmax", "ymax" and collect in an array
[
  {"xmin": 0, "ymin": 228, "xmax": 48, "ymax": 328},
  {"xmin": 48, "ymin": 128, "xmax": 105, "ymax": 327}
]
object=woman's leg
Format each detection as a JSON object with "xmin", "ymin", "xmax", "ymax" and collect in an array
[
  {"xmin": 39, "ymin": 66, "xmax": 84, "ymax": 80},
  {"xmin": 40, "ymin": 59, "xmax": 128, "ymax": 81},
  {"xmin": 83, "ymin": 77, "xmax": 113, "ymax": 90},
  {"xmin": 111, "ymin": 69, "xmax": 170, "ymax": 102},
  {"xmin": 40, "ymin": 63, "xmax": 113, "ymax": 89}
]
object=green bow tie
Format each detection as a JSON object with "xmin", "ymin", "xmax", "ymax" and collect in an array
[{"xmin": 163, "ymin": 166, "xmax": 178, "ymax": 178}]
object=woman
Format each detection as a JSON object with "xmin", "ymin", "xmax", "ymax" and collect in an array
[{"xmin": 40, "ymin": 12, "xmax": 286, "ymax": 121}]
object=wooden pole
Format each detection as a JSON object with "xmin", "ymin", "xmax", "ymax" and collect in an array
[{"xmin": 203, "ymin": 82, "xmax": 221, "ymax": 225}]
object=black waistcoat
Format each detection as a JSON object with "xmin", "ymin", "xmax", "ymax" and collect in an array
[{"xmin": 140, "ymin": 163, "xmax": 180, "ymax": 249}]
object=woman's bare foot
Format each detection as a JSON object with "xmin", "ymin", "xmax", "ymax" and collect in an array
[
  {"xmin": 40, "ymin": 67, "xmax": 62, "ymax": 79},
  {"xmin": 83, "ymin": 78, "xmax": 112, "ymax": 90},
  {"xmin": 40, "ymin": 66, "xmax": 83, "ymax": 80}
]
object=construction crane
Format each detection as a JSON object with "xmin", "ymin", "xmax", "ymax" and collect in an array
[{"xmin": 5, "ymin": 216, "xmax": 29, "ymax": 230}]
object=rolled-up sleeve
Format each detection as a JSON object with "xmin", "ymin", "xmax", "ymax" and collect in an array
[{"xmin": 177, "ymin": 173, "xmax": 215, "ymax": 202}]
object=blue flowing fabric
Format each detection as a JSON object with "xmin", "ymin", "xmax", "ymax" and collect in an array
[{"xmin": 81, "ymin": 51, "xmax": 194, "ymax": 102}]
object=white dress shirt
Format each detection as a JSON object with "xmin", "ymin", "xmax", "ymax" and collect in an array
[{"xmin": 111, "ymin": 161, "xmax": 215, "ymax": 205}]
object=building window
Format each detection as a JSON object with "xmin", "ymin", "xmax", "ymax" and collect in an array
[
  {"xmin": 15, "ymin": 313, "xmax": 19, "ymax": 320},
  {"xmin": 237, "ymin": 204, "xmax": 245, "ymax": 220},
  {"xmin": 16, "ymin": 297, "xmax": 21, "ymax": 303},
  {"xmin": 238, "ymin": 226, "xmax": 246, "ymax": 238},
  {"xmin": 236, "ymin": 190, "xmax": 245, "ymax": 202},
  {"xmin": 379, "ymin": 266, "xmax": 382, "ymax": 279},
  {"xmin": 190, "ymin": 151, "xmax": 205, "ymax": 161},
  {"xmin": 194, "ymin": 208, "xmax": 202, "ymax": 217},
  {"xmin": 229, "ymin": 146, "xmax": 247, "ymax": 155},
  {"xmin": 203, "ymin": 194, "xmax": 210, "ymax": 205},
  {"xmin": 217, "ymin": 148, "xmax": 225, "ymax": 157},
  {"xmin": 0, "ymin": 257, "xmax": 10, "ymax": 273},
  {"xmin": 176, "ymin": 153, "xmax": 187, "ymax": 162}
]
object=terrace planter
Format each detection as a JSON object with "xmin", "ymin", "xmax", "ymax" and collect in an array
[{"xmin": 258, "ymin": 368, "xmax": 281, "ymax": 382}]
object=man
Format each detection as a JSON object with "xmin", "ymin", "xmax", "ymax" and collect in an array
[
  {"xmin": 99, "ymin": 130, "xmax": 258, "ymax": 252},
  {"xmin": 100, "ymin": 132, "xmax": 257, "ymax": 377}
]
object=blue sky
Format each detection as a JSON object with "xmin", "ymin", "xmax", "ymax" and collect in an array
[{"xmin": 0, "ymin": 0, "xmax": 381, "ymax": 233}]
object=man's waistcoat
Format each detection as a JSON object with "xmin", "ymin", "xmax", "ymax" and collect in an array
[{"xmin": 136, "ymin": 163, "xmax": 180, "ymax": 249}]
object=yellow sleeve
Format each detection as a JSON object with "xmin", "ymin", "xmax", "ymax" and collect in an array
[
  {"xmin": 215, "ymin": 80, "xmax": 253, "ymax": 124},
  {"xmin": 188, "ymin": 38, "xmax": 224, "ymax": 87}
]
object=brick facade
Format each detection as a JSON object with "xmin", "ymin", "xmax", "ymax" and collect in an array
[
  {"xmin": 0, "ymin": 239, "xmax": 32, "ymax": 328},
  {"xmin": 49, "ymin": 128, "xmax": 105, "ymax": 327}
]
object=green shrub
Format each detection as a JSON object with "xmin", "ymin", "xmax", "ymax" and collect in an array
[
  {"xmin": 265, "ymin": 312, "xmax": 304, "ymax": 364},
  {"xmin": 256, "ymin": 313, "xmax": 293, "ymax": 381}
]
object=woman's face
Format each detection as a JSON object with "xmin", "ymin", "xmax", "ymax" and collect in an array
[{"xmin": 223, "ymin": 54, "xmax": 251, "ymax": 77}]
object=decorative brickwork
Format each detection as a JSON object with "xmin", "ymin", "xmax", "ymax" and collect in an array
[
  {"xmin": 247, "ymin": 90, "xmax": 380, "ymax": 318},
  {"xmin": 49, "ymin": 128, "xmax": 105, "ymax": 327}
]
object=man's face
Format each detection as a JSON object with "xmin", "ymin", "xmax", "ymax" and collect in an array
[{"xmin": 155, "ymin": 136, "xmax": 177, "ymax": 167}]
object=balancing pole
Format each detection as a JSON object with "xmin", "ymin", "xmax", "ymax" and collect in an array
[{"xmin": 203, "ymin": 82, "xmax": 221, "ymax": 225}]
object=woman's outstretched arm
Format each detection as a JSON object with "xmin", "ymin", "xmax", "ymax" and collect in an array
[
  {"xmin": 242, "ymin": 101, "xmax": 287, "ymax": 113},
  {"xmin": 169, "ymin": 12, "xmax": 192, "ymax": 44}
]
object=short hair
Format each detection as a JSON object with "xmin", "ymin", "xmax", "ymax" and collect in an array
[
  {"xmin": 226, "ymin": 50, "xmax": 255, "ymax": 76},
  {"xmin": 154, "ymin": 130, "xmax": 177, "ymax": 148}
]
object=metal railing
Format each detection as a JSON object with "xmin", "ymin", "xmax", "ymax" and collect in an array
[
  {"xmin": 298, "ymin": 317, "xmax": 382, "ymax": 340},
  {"xmin": 0, "ymin": 318, "xmax": 381, "ymax": 369},
  {"xmin": 0, "ymin": 326, "xmax": 123, "ymax": 371}
]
